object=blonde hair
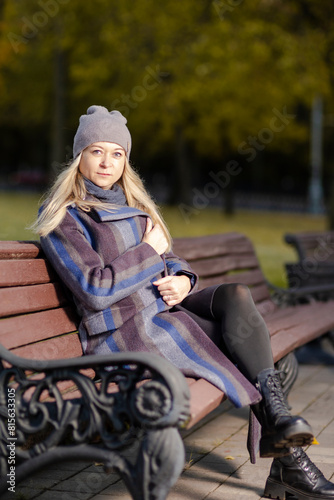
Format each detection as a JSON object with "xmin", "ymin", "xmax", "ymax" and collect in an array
[{"xmin": 32, "ymin": 155, "xmax": 172, "ymax": 251}]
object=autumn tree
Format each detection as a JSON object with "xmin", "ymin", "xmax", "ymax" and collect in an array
[{"xmin": 0, "ymin": 0, "xmax": 333, "ymax": 213}]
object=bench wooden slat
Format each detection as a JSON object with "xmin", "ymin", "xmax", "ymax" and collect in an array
[
  {"xmin": 270, "ymin": 330, "xmax": 301, "ymax": 362},
  {"xmin": 0, "ymin": 307, "xmax": 78, "ymax": 349},
  {"xmin": 249, "ymin": 283, "xmax": 272, "ymax": 304},
  {"xmin": 0, "ymin": 282, "xmax": 68, "ymax": 318},
  {"xmin": 269, "ymin": 301, "xmax": 334, "ymax": 361},
  {"xmin": 19, "ymin": 368, "xmax": 96, "ymax": 403},
  {"xmin": 185, "ymin": 378, "xmax": 226, "ymax": 428},
  {"xmin": 173, "ymin": 232, "xmax": 254, "ymax": 260},
  {"xmin": 0, "ymin": 259, "xmax": 55, "ymax": 287},
  {"xmin": 11, "ymin": 333, "xmax": 83, "ymax": 360},
  {"xmin": 271, "ymin": 313, "xmax": 334, "ymax": 363},
  {"xmin": 0, "ymin": 241, "xmax": 41, "ymax": 259},
  {"xmin": 267, "ymin": 301, "xmax": 333, "ymax": 335},
  {"xmin": 266, "ymin": 300, "xmax": 324, "ymax": 324},
  {"xmin": 188, "ymin": 254, "xmax": 259, "ymax": 278}
]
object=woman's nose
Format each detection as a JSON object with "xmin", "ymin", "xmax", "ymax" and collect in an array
[{"xmin": 101, "ymin": 154, "xmax": 112, "ymax": 166}]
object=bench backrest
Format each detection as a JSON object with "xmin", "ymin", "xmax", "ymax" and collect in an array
[
  {"xmin": 0, "ymin": 232, "xmax": 274, "ymax": 361},
  {"xmin": 0, "ymin": 241, "xmax": 81, "ymax": 360},
  {"xmin": 172, "ymin": 232, "xmax": 271, "ymax": 305}
]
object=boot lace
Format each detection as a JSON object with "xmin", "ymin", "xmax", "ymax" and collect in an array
[
  {"xmin": 293, "ymin": 447, "xmax": 323, "ymax": 481},
  {"xmin": 266, "ymin": 371, "xmax": 290, "ymax": 418}
]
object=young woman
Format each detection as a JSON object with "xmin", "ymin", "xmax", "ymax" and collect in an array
[{"xmin": 34, "ymin": 105, "xmax": 334, "ymax": 499}]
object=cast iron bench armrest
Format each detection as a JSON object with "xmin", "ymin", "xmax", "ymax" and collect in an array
[
  {"xmin": 0, "ymin": 344, "xmax": 190, "ymax": 496},
  {"xmin": 265, "ymin": 279, "xmax": 334, "ymax": 306}
]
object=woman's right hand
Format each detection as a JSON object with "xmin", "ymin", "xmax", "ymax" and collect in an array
[{"xmin": 142, "ymin": 218, "xmax": 168, "ymax": 255}]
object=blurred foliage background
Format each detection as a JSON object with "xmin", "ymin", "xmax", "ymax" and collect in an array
[
  {"xmin": 1, "ymin": 0, "xmax": 334, "ymax": 209},
  {"xmin": 0, "ymin": 0, "xmax": 333, "ymax": 284}
]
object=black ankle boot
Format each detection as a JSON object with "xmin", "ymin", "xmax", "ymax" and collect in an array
[
  {"xmin": 254, "ymin": 368, "xmax": 314, "ymax": 458},
  {"xmin": 264, "ymin": 447, "xmax": 334, "ymax": 499}
]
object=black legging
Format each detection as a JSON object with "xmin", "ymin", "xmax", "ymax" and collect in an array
[{"xmin": 177, "ymin": 283, "xmax": 274, "ymax": 384}]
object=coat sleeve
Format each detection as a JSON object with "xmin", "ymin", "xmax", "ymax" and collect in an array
[
  {"xmin": 40, "ymin": 210, "xmax": 165, "ymax": 311},
  {"xmin": 164, "ymin": 250, "xmax": 199, "ymax": 290}
]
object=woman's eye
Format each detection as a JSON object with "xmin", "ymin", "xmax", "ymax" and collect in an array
[{"xmin": 92, "ymin": 149, "xmax": 102, "ymax": 155}]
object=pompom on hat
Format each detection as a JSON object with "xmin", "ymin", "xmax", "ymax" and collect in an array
[{"xmin": 73, "ymin": 105, "xmax": 132, "ymax": 158}]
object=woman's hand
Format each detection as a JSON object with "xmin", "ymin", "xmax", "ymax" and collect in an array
[
  {"xmin": 153, "ymin": 275, "xmax": 191, "ymax": 306},
  {"xmin": 142, "ymin": 218, "xmax": 168, "ymax": 255}
]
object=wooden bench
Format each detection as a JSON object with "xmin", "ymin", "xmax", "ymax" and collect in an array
[
  {"xmin": 284, "ymin": 231, "xmax": 334, "ymax": 299},
  {"xmin": 2, "ymin": 232, "xmax": 334, "ymax": 499}
]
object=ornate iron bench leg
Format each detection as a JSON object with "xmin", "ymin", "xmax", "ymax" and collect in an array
[
  {"xmin": 0, "ymin": 430, "xmax": 185, "ymax": 500},
  {"xmin": 127, "ymin": 427, "xmax": 185, "ymax": 500}
]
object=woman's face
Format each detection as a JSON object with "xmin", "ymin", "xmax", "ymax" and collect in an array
[{"xmin": 79, "ymin": 142, "xmax": 126, "ymax": 190}]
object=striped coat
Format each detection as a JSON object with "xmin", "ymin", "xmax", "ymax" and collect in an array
[{"xmin": 40, "ymin": 204, "xmax": 261, "ymax": 409}]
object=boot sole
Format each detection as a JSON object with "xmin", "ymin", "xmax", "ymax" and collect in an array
[
  {"xmin": 260, "ymin": 421, "xmax": 314, "ymax": 458},
  {"xmin": 264, "ymin": 477, "xmax": 334, "ymax": 500}
]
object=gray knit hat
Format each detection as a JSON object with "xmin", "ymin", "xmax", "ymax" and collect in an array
[{"xmin": 73, "ymin": 105, "xmax": 132, "ymax": 158}]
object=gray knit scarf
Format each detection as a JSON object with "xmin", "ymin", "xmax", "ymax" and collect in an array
[{"xmin": 83, "ymin": 177, "xmax": 127, "ymax": 206}]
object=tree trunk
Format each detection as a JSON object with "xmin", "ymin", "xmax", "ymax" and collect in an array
[
  {"xmin": 328, "ymin": 177, "xmax": 334, "ymax": 230},
  {"xmin": 223, "ymin": 185, "xmax": 235, "ymax": 215},
  {"xmin": 170, "ymin": 127, "xmax": 192, "ymax": 204},
  {"xmin": 49, "ymin": 42, "xmax": 67, "ymax": 182}
]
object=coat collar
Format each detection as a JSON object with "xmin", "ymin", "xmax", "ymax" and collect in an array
[
  {"xmin": 81, "ymin": 193, "xmax": 150, "ymax": 222},
  {"xmin": 93, "ymin": 205, "xmax": 149, "ymax": 222}
]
